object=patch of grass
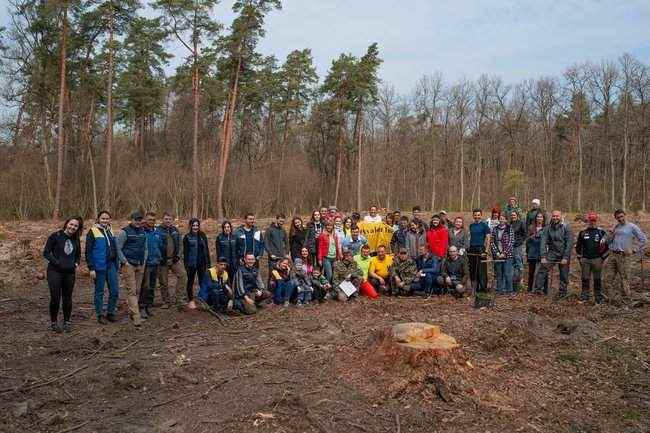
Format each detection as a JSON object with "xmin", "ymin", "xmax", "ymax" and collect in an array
[
  {"xmin": 623, "ymin": 408, "xmax": 641, "ymax": 422},
  {"xmin": 556, "ymin": 351, "xmax": 579, "ymax": 364}
]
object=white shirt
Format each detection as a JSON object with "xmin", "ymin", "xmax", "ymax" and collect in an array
[{"xmin": 363, "ymin": 215, "xmax": 383, "ymax": 223}]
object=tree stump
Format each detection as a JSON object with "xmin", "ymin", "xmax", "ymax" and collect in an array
[{"xmin": 376, "ymin": 322, "xmax": 462, "ymax": 368}]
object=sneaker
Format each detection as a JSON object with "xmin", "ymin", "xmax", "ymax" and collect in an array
[
  {"xmin": 106, "ymin": 313, "xmax": 117, "ymax": 323},
  {"xmin": 283, "ymin": 301, "xmax": 290, "ymax": 308},
  {"xmin": 97, "ymin": 315, "xmax": 108, "ymax": 325},
  {"xmin": 139, "ymin": 309, "xmax": 148, "ymax": 320},
  {"xmin": 187, "ymin": 300, "xmax": 197, "ymax": 310},
  {"xmin": 296, "ymin": 302, "xmax": 304, "ymax": 308},
  {"xmin": 62, "ymin": 321, "xmax": 71, "ymax": 333},
  {"xmin": 49, "ymin": 322, "xmax": 62, "ymax": 333}
]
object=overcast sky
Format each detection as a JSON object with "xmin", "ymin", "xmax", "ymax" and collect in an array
[{"xmin": 1, "ymin": 0, "xmax": 649, "ymax": 93}]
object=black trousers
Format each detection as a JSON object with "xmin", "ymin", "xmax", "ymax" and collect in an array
[
  {"xmin": 467, "ymin": 246, "xmax": 487, "ymax": 292},
  {"xmin": 139, "ymin": 265, "xmax": 159, "ymax": 307},
  {"xmin": 186, "ymin": 266, "xmax": 206, "ymax": 301},
  {"xmin": 47, "ymin": 268, "xmax": 75, "ymax": 322}
]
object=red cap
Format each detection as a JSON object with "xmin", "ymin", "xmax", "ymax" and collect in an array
[{"xmin": 586, "ymin": 211, "xmax": 598, "ymax": 222}]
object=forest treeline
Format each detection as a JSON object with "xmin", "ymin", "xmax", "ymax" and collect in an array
[{"xmin": 0, "ymin": 0, "xmax": 648, "ymax": 220}]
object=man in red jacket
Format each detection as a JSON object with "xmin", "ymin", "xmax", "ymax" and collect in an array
[{"xmin": 426, "ymin": 215, "xmax": 449, "ymax": 259}]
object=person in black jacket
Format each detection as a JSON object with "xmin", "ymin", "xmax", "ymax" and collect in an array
[
  {"xmin": 183, "ymin": 218, "xmax": 211, "ymax": 310},
  {"xmin": 43, "ymin": 217, "xmax": 83, "ymax": 333},
  {"xmin": 215, "ymin": 221, "xmax": 238, "ymax": 275},
  {"xmin": 158, "ymin": 213, "xmax": 188, "ymax": 309},
  {"xmin": 289, "ymin": 217, "xmax": 307, "ymax": 260},
  {"xmin": 576, "ymin": 212, "xmax": 608, "ymax": 303}
]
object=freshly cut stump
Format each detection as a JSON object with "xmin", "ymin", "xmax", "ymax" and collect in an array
[{"xmin": 377, "ymin": 322, "xmax": 461, "ymax": 368}]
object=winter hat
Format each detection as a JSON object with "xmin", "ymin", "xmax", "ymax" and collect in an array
[{"xmin": 532, "ymin": 199, "xmax": 541, "ymax": 206}]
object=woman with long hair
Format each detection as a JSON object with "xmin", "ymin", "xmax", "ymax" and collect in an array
[
  {"xmin": 183, "ymin": 218, "xmax": 211, "ymax": 309},
  {"xmin": 85, "ymin": 210, "xmax": 119, "ymax": 325},
  {"xmin": 299, "ymin": 246, "xmax": 314, "ymax": 275},
  {"xmin": 317, "ymin": 220, "xmax": 342, "ymax": 282},
  {"xmin": 216, "ymin": 220, "xmax": 238, "ymax": 274},
  {"xmin": 305, "ymin": 210, "xmax": 324, "ymax": 264},
  {"xmin": 43, "ymin": 216, "xmax": 83, "ymax": 332},
  {"xmin": 526, "ymin": 212, "xmax": 548, "ymax": 293},
  {"xmin": 289, "ymin": 217, "xmax": 307, "ymax": 260},
  {"xmin": 342, "ymin": 216, "xmax": 353, "ymax": 238}
]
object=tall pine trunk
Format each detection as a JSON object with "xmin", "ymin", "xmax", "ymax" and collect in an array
[
  {"xmin": 192, "ymin": 52, "xmax": 200, "ymax": 216},
  {"xmin": 333, "ymin": 105, "xmax": 345, "ymax": 208},
  {"xmin": 354, "ymin": 103, "xmax": 364, "ymax": 211},
  {"xmin": 53, "ymin": 6, "xmax": 68, "ymax": 221},
  {"xmin": 103, "ymin": 11, "xmax": 115, "ymax": 210},
  {"xmin": 216, "ymin": 47, "xmax": 242, "ymax": 220}
]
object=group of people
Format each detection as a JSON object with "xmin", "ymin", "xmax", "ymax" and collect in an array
[{"xmin": 42, "ymin": 198, "xmax": 647, "ymax": 332}]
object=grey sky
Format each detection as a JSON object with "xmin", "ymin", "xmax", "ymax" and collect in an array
[{"xmin": 1, "ymin": 0, "xmax": 649, "ymax": 93}]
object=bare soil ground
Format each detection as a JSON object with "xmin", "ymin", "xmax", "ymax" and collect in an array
[{"xmin": 0, "ymin": 214, "xmax": 649, "ymax": 433}]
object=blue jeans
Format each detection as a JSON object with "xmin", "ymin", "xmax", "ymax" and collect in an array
[
  {"xmin": 298, "ymin": 287, "xmax": 313, "ymax": 304},
  {"xmin": 494, "ymin": 258, "xmax": 514, "ymax": 294},
  {"xmin": 94, "ymin": 262, "xmax": 119, "ymax": 316},
  {"xmin": 322, "ymin": 257, "xmax": 335, "ymax": 283},
  {"xmin": 274, "ymin": 279, "xmax": 297, "ymax": 304}
]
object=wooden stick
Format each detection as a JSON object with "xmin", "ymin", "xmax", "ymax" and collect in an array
[
  {"xmin": 56, "ymin": 421, "xmax": 89, "ymax": 433},
  {"xmin": 395, "ymin": 413, "xmax": 401, "ymax": 433}
]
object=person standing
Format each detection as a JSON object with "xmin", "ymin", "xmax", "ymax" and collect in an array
[
  {"xmin": 468, "ymin": 209, "xmax": 491, "ymax": 294},
  {"xmin": 411, "ymin": 206, "xmax": 428, "ymax": 230},
  {"xmin": 390, "ymin": 216, "xmax": 409, "ymax": 253},
  {"xmin": 264, "ymin": 214, "xmax": 289, "ymax": 281},
  {"xmin": 503, "ymin": 197, "xmax": 523, "ymax": 222},
  {"xmin": 116, "ymin": 211, "xmax": 148, "ymax": 327},
  {"xmin": 526, "ymin": 213, "xmax": 547, "ymax": 293},
  {"xmin": 576, "ymin": 212, "xmax": 608, "ymax": 303},
  {"xmin": 525, "ymin": 199, "xmax": 548, "ymax": 231},
  {"xmin": 405, "ymin": 220, "xmax": 427, "ymax": 260},
  {"xmin": 234, "ymin": 213, "xmax": 264, "ymax": 266},
  {"xmin": 486, "ymin": 207, "xmax": 501, "ymax": 230},
  {"xmin": 305, "ymin": 210, "xmax": 324, "ymax": 264},
  {"xmin": 289, "ymin": 217, "xmax": 307, "ymax": 260},
  {"xmin": 606, "ymin": 209, "xmax": 647, "ymax": 300},
  {"xmin": 426, "ymin": 215, "xmax": 449, "ymax": 259},
  {"xmin": 183, "ymin": 218, "xmax": 211, "ymax": 310},
  {"xmin": 491, "ymin": 214, "xmax": 515, "ymax": 295},
  {"xmin": 85, "ymin": 211, "xmax": 119, "ymax": 325},
  {"xmin": 44, "ymin": 217, "xmax": 83, "ymax": 333},
  {"xmin": 448, "ymin": 217, "xmax": 468, "ymax": 256},
  {"xmin": 509, "ymin": 211, "xmax": 527, "ymax": 292},
  {"xmin": 317, "ymin": 220, "xmax": 342, "ymax": 283},
  {"xmin": 157, "ymin": 213, "xmax": 188, "ymax": 309},
  {"xmin": 534, "ymin": 210, "xmax": 572, "ymax": 298},
  {"xmin": 215, "ymin": 221, "xmax": 238, "ymax": 276},
  {"xmin": 138, "ymin": 212, "xmax": 164, "ymax": 319},
  {"xmin": 363, "ymin": 205, "xmax": 383, "ymax": 223}
]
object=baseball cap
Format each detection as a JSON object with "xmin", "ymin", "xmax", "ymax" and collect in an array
[
  {"xmin": 532, "ymin": 199, "xmax": 541, "ymax": 205},
  {"xmin": 217, "ymin": 256, "xmax": 228, "ymax": 263},
  {"xmin": 130, "ymin": 210, "xmax": 144, "ymax": 221}
]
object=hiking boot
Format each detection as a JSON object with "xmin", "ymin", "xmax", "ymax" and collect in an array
[
  {"xmin": 62, "ymin": 321, "xmax": 72, "ymax": 333},
  {"xmin": 97, "ymin": 315, "xmax": 108, "ymax": 325},
  {"xmin": 187, "ymin": 300, "xmax": 197, "ymax": 310},
  {"xmin": 49, "ymin": 322, "xmax": 62, "ymax": 333},
  {"xmin": 106, "ymin": 313, "xmax": 117, "ymax": 323}
]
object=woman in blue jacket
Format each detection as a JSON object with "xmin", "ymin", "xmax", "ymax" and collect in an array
[{"xmin": 85, "ymin": 211, "xmax": 119, "ymax": 324}]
